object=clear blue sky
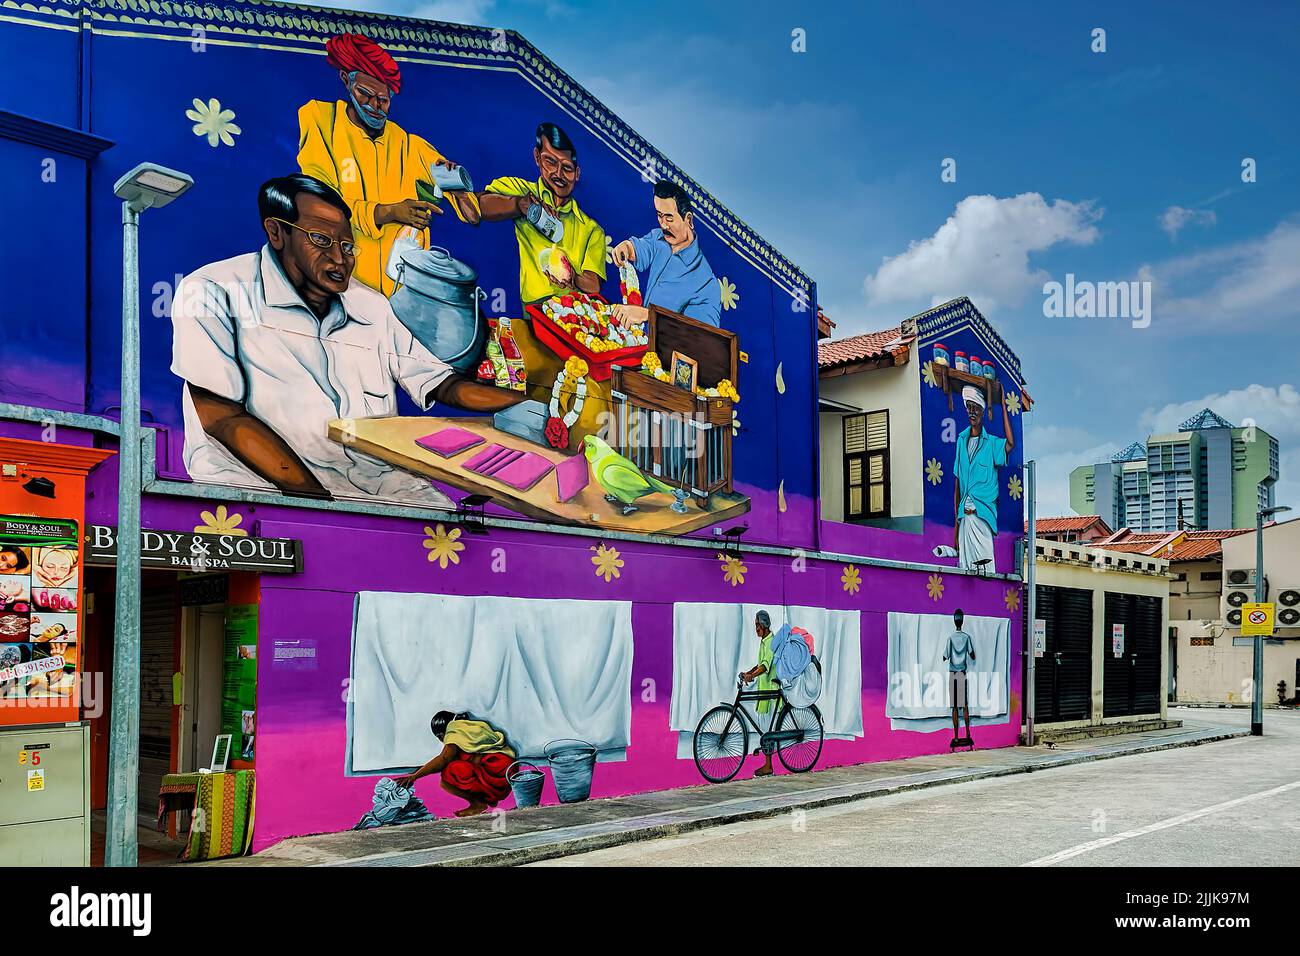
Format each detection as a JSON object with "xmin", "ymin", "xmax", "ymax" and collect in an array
[{"xmin": 315, "ymin": 0, "xmax": 1300, "ymax": 517}]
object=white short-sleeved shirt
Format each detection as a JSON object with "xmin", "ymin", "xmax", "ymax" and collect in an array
[{"xmin": 170, "ymin": 245, "xmax": 454, "ymax": 507}]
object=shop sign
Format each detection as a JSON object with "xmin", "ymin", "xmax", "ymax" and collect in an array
[{"xmin": 85, "ymin": 525, "xmax": 302, "ymax": 574}]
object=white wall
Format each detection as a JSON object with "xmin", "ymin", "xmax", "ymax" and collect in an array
[{"xmin": 818, "ymin": 347, "xmax": 921, "ymax": 524}]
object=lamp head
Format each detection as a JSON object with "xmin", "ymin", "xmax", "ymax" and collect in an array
[{"xmin": 113, "ymin": 162, "xmax": 193, "ymax": 212}]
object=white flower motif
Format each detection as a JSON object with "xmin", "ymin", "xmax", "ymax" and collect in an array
[
  {"xmin": 719, "ymin": 277, "xmax": 739, "ymax": 310},
  {"xmin": 605, "ymin": 233, "xmax": 615, "ymax": 264},
  {"xmin": 186, "ymin": 97, "xmax": 241, "ymax": 148}
]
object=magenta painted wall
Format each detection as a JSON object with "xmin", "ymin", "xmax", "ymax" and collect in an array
[{"xmin": 244, "ymin": 509, "xmax": 1022, "ymax": 850}]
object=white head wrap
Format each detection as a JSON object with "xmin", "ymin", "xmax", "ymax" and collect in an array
[{"xmin": 961, "ymin": 385, "xmax": 986, "ymax": 410}]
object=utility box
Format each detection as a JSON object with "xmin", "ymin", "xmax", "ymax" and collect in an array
[{"xmin": 0, "ymin": 723, "xmax": 90, "ymax": 865}]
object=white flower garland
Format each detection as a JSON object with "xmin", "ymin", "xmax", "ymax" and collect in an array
[{"xmin": 550, "ymin": 358, "xmax": 589, "ymax": 427}]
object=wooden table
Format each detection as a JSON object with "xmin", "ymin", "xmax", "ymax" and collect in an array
[{"xmin": 328, "ymin": 416, "xmax": 750, "ymax": 536}]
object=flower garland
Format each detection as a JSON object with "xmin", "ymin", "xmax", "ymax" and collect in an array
[{"xmin": 547, "ymin": 355, "xmax": 589, "ymax": 448}]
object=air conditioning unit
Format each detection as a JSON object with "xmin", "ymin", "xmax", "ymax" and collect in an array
[
  {"xmin": 1279, "ymin": 607, "xmax": 1300, "ymax": 628},
  {"xmin": 1222, "ymin": 575, "xmax": 1271, "ymax": 628},
  {"xmin": 1278, "ymin": 589, "xmax": 1300, "ymax": 608}
]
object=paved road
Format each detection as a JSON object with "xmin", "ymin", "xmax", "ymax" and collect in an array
[{"xmin": 534, "ymin": 708, "xmax": 1300, "ymax": 866}]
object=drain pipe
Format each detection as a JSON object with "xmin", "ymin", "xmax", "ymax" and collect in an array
[{"xmin": 1025, "ymin": 459, "xmax": 1037, "ymax": 747}]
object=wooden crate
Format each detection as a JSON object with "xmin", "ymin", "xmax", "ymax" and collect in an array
[
  {"xmin": 934, "ymin": 364, "xmax": 1004, "ymax": 420},
  {"xmin": 609, "ymin": 305, "xmax": 737, "ymax": 497}
]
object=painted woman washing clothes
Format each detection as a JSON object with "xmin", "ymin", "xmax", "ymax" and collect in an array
[{"xmin": 396, "ymin": 711, "xmax": 516, "ymax": 817}]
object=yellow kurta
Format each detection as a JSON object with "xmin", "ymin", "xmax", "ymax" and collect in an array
[{"xmin": 297, "ymin": 100, "xmax": 481, "ymax": 296}]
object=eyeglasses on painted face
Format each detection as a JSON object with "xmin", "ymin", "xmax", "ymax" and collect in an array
[{"xmin": 271, "ymin": 218, "xmax": 358, "ymax": 256}]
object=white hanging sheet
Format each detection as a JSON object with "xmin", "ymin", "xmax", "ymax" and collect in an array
[
  {"xmin": 670, "ymin": 603, "xmax": 863, "ymax": 757},
  {"xmin": 346, "ymin": 592, "xmax": 634, "ymax": 774},
  {"xmin": 885, "ymin": 611, "xmax": 1010, "ymax": 731}
]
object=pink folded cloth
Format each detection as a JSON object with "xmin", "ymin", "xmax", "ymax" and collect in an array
[
  {"xmin": 462, "ymin": 444, "xmax": 516, "ymax": 473},
  {"xmin": 415, "ymin": 426, "xmax": 484, "ymax": 457},
  {"xmin": 493, "ymin": 452, "xmax": 554, "ymax": 491},
  {"xmin": 555, "ymin": 454, "xmax": 589, "ymax": 503}
]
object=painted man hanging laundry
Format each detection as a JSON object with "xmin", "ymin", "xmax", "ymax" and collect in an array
[
  {"xmin": 396, "ymin": 711, "xmax": 516, "ymax": 817},
  {"xmin": 298, "ymin": 33, "xmax": 481, "ymax": 296},
  {"xmin": 950, "ymin": 385, "xmax": 1014, "ymax": 572}
]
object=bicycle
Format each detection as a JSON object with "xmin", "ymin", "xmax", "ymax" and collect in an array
[{"xmin": 692, "ymin": 664, "xmax": 825, "ymax": 783}]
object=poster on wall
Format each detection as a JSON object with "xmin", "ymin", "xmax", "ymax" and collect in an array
[{"xmin": 0, "ymin": 516, "xmax": 82, "ymax": 723}]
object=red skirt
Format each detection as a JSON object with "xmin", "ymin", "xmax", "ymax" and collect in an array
[{"xmin": 442, "ymin": 752, "xmax": 513, "ymax": 804}]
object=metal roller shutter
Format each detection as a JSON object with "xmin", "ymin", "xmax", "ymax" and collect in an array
[
  {"xmin": 1025, "ymin": 585, "xmax": 1093, "ymax": 723},
  {"xmin": 1103, "ymin": 592, "xmax": 1163, "ymax": 717}
]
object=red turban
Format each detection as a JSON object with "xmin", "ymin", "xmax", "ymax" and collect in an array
[{"xmin": 326, "ymin": 33, "xmax": 402, "ymax": 94}]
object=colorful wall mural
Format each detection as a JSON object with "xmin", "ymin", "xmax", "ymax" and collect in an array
[
  {"xmin": 916, "ymin": 299, "xmax": 1029, "ymax": 574},
  {"xmin": 2, "ymin": 0, "xmax": 819, "ymax": 550},
  {"xmin": 2, "ymin": 0, "xmax": 1028, "ymax": 853}
]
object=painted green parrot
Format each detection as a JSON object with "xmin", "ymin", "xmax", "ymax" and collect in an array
[{"xmin": 582, "ymin": 435, "xmax": 677, "ymax": 515}]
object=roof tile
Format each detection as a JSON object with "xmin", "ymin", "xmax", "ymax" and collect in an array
[{"xmin": 818, "ymin": 327, "xmax": 911, "ymax": 369}]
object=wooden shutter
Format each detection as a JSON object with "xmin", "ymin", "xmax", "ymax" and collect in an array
[{"xmin": 844, "ymin": 410, "xmax": 890, "ymax": 520}]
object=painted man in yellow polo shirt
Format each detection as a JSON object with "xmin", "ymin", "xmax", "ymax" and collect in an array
[
  {"xmin": 297, "ymin": 33, "xmax": 481, "ymax": 296},
  {"xmin": 472, "ymin": 123, "xmax": 611, "ymax": 450},
  {"xmin": 476, "ymin": 123, "xmax": 607, "ymax": 305}
]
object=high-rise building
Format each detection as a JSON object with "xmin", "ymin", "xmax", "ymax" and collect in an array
[{"xmin": 1069, "ymin": 408, "xmax": 1279, "ymax": 532}]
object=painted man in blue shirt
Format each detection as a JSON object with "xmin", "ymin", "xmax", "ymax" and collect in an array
[
  {"xmin": 943, "ymin": 608, "xmax": 977, "ymax": 742},
  {"xmin": 952, "ymin": 385, "xmax": 1015, "ymax": 573},
  {"xmin": 610, "ymin": 180, "xmax": 721, "ymax": 328}
]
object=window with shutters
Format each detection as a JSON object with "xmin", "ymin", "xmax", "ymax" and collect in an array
[{"xmin": 843, "ymin": 410, "xmax": 890, "ymax": 521}]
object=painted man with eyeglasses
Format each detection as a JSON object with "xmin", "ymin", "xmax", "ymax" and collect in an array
[
  {"xmin": 169, "ymin": 174, "xmax": 526, "ymax": 506},
  {"xmin": 476, "ymin": 122, "xmax": 608, "ymax": 306},
  {"xmin": 297, "ymin": 33, "xmax": 481, "ymax": 296}
]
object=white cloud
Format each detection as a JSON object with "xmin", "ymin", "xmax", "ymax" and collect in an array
[
  {"xmin": 1139, "ymin": 384, "xmax": 1300, "ymax": 441},
  {"xmin": 1141, "ymin": 216, "xmax": 1300, "ymax": 330},
  {"xmin": 862, "ymin": 193, "xmax": 1102, "ymax": 314},
  {"xmin": 1159, "ymin": 205, "xmax": 1216, "ymax": 241}
]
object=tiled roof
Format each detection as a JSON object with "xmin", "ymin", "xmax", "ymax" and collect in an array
[
  {"xmin": 817, "ymin": 326, "xmax": 912, "ymax": 369},
  {"xmin": 1029, "ymin": 515, "xmax": 1113, "ymax": 535},
  {"xmin": 1095, "ymin": 527, "xmax": 1251, "ymax": 562}
]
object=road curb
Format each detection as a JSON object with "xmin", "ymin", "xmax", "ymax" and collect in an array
[{"xmin": 328, "ymin": 727, "xmax": 1247, "ymax": 868}]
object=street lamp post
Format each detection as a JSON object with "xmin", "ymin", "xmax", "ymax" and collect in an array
[
  {"xmin": 106, "ymin": 163, "xmax": 193, "ymax": 867},
  {"xmin": 1252, "ymin": 495, "xmax": 1290, "ymax": 737}
]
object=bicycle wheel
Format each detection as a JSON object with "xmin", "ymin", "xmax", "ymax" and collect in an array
[
  {"xmin": 693, "ymin": 705, "xmax": 749, "ymax": 783},
  {"xmin": 776, "ymin": 704, "xmax": 823, "ymax": 773}
]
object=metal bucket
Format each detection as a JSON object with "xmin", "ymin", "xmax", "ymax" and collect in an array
[
  {"xmin": 389, "ymin": 245, "xmax": 487, "ymax": 374},
  {"xmin": 544, "ymin": 739, "xmax": 596, "ymax": 803},
  {"xmin": 506, "ymin": 761, "xmax": 545, "ymax": 809}
]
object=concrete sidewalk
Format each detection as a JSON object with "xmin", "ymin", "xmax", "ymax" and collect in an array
[{"xmin": 210, "ymin": 720, "xmax": 1245, "ymax": 868}]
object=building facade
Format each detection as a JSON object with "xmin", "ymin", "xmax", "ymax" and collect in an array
[
  {"xmin": 1169, "ymin": 521, "xmax": 1300, "ymax": 705},
  {"xmin": 1069, "ymin": 408, "xmax": 1279, "ymax": 532},
  {"xmin": 1, "ymin": 1, "xmax": 1028, "ymax": 856},
  {"xmin": 1027, "ymin": 539, "xmax": 1171, "ymax": 731}
]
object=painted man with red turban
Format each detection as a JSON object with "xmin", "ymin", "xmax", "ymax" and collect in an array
[{"xmin": 298, "ymin": 33, "xmax": 481, "ymax": 295}]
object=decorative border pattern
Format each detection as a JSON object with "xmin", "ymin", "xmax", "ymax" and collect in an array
[
  {"xmin": 5, "ymin": 0, "xmax": 813, "ymax": 299},
  {"xmin": 912, "ymin": 296, "xmax": 1025, "ymax": 388}
]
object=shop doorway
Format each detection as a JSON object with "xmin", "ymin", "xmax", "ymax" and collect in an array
[{"xmin": 180, "ymin": 604, "xmax": 226, "ymax": 773}]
